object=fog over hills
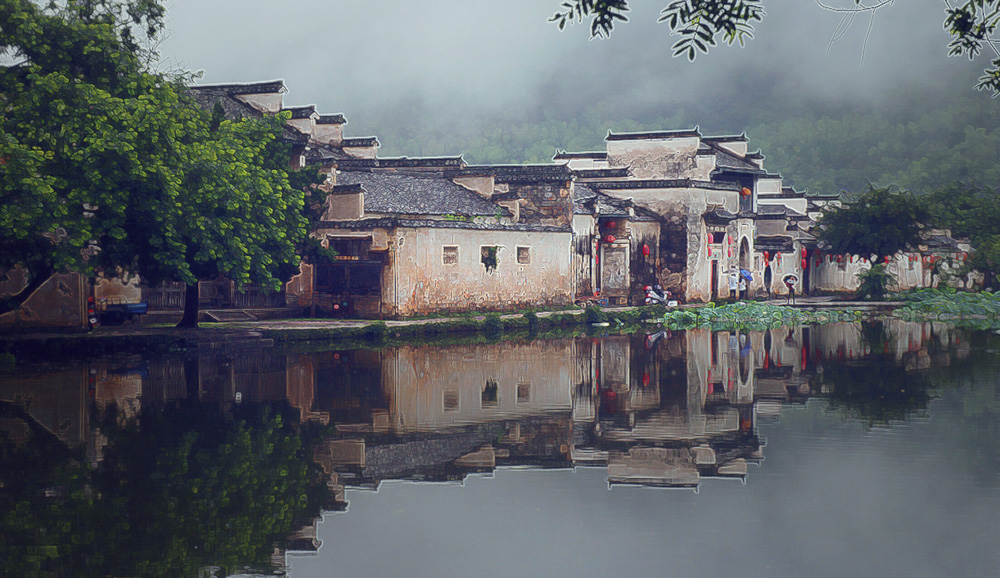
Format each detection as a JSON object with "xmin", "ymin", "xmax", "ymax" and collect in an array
[{"xmin": 160, "ymin": 0, "xmax": 997, "ymax": 192}]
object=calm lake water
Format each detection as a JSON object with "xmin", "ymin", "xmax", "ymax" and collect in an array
[{"xmin": 3, "ymin": 320, "xmax": 999, "ymax": 577}]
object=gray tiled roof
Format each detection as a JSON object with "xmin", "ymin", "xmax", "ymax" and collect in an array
[
  {"xmin": 703, "ymin": 207, "xmax": 739, "ymax": 224},
  {"xmin": 335, "ymin": 156, "xmax": 465, "ymax": 170},
  {"xmin": 336, "ymin": 171, "xmax": 509, "ymax": 217},
  {"xmin": 318, "ymin": 217, "xmax": 569, "ymax": 233},
  {"xmin": 455, "ymin": 164, "xmax": 573, "ymax": 183},
  {"xmin": 317, "ymin": 114, "xmax": 346, "ymax": 125},
  {"xmin": 283, "ymin": 105, "xmax": 317, "ymax": 119},
  {"xmin": 192, "ymin": 80, "xmax": 287, "ymax": 95},
  {"xmin": 553, "ymin": 150, "xmax": 608, "ymax": 160},
  {"xmin": 606, "ymin": 128, "xmax": 701, "ymax": 140},
  {"xmin": 594, "ymin": 179, "xmax": 740, "ymax": 192},
  {"xmin": 304, "ymin": 144, "xmax": 350, "ymax": 164},
  {"xmin": 702, "ymin": 133, "xmax": 748, "ymax": 143},
  {"xmin": 342, "ymin": 137, "xmax": 379, "ymax": 148},
  {"xmin": 186, "ymin": 85, "xmax": 307, "ymax": 144},
  {"xmin": 707, "ymin": 143, "xmax": 764, "ymax": 174},
  {"xmin": 755, "ymin": 235, "xmax": 795, "ymax": 252},
  {"xmin": 574, "ymin": 168, "xmax": 630, "ymax": 179},
  {"xmin": 756, "ymin": 205, "xmax": 810, "ymax": 220}
]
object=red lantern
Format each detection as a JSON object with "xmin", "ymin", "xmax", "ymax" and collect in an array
[
  {"xmin": 763, "ymin": 251, "xmax": 770, "ymax": 260},
  {"xmin": 642, "ymin": 244, "xmax": 650, "ymax": 257},
  {"xmin": 801, "ymin": 248, "xmax": 808, "ymax": 259},
  {"xmin": 801, "ymin": 258, "xmax": 808, "ymax": 269},
  {"xmin": 837, "ymin": 255, "xmax": 843, "ymax": 264},
  {"xmin": 607, "ymin": 221, "xmax": 616, "ymax": 228},
  {"xmin": 604, "ymin": 234, "xmax": 616, "ymax": 243},
  {"xmin": 707, "ymin": 246, "xmax": 713, "ymax": 257},
  {"xmin": 884, "ymin": 255, "xmax": 891, "ymax": 263},
  {"xmin": 741, "ymin": 187, "xmax": 752, "ymax": 197}
]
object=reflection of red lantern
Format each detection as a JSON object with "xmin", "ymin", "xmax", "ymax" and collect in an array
[
  {"xmin": 884, "ymin": 255, "xmax": 891, "ymax": 263},
  {"xmin": 642, "ymin": 244, "xmax": 650, "ymax": 257},
  {"xmin": 837, "ymin": 255, "xmax": 843, "ymax": 264},
  {"xmin": 815, "ymin": 259, "xmax": 821, "ymax": 267},
  {"xmin": 642, "ymin": 372, "xmax": 650, "ymax": 387},
  {"xmin": 604, "ymin": 234, "xmax": 616, "ymax": 243}
]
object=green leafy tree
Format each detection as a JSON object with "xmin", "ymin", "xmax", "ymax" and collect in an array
[
  {"xmin": 0, "ymin": 400, "xmax": 325, "ymax": 577},
  {"xmin": 817, "ymin": 185, "xmax": 928, "ymax": 300},
  {"xmin": 923, "ymin": 183, "xmax": 1000, "ymax": 287},
  {"xmin": 549, "ymin": 0, "xmax": 1000, "ymax": 96},
  {"xmin": 0, "ymin": 0, "xmax": 325, "ymax": 327},
  {"xmin": 817, "ymin": 185, "xmax": 928, "ymax": 265}
]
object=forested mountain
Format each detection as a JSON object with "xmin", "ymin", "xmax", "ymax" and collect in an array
[{"xmin": 371, "ymin": 71, "xmax": 1000, "ymax": 196}]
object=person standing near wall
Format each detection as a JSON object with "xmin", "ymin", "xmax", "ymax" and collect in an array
[
  {"xmin": 784, "ymin": 276, "xmax": 796, "ymax": 305},
  {"xmin": 728, "ymin": 270, "xmax": 739, "ymax": 301}
]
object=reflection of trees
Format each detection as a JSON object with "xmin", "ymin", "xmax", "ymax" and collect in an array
[
  {"xmin": 818, "ymin": 358, "xmax": 934, "ymax": 426},
  {"xmin": 816, "ymin": 320, "xmax": 934, "ymax": 425},
  {"xmin": 0, "ymin": 401, "xmax": 324, "ymax": 577}
]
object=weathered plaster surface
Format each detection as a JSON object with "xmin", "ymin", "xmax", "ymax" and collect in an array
[
  {"xmin": 606, "ymin": 137, "xmax": 706, "ymax": 180},
  {"xmin": 389, "ymin": 226, "xmax": 573, "ymax": 316},
  {"xmin": 381, "ymin": 340, "xmax": 575, "ymax": 433}
]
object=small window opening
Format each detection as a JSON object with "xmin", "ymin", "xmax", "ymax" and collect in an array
[
  {"xmin": 481, "ymin": 246, "xmax": 499, "ymax": 273},
  {"xmin": 444, "ymin": 390, "xmax": 459, "ymax": 411},
  {"xmin": 443, "ymin": 245, "xmax": 458, "ymax": 265},
  {"xmin": 482, "ymin": 378, "xmax": 499, "ymax": 407},
  {"xmin": 517, "ymin": 246, "xmax": 531, "ymax": 265}
]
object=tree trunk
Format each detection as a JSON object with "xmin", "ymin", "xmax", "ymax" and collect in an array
[{"xmin": 176, "ymin": 283, "xmax": 200, "ymax": 328}]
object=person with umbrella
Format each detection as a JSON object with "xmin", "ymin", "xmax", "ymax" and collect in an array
[
  {"xmin": 783, "ymin": 274, "xmax": 798, "ymax": 305},
  {"xmin": 739, "ymin": 269, "xmax": 753, "ymax": 301}
]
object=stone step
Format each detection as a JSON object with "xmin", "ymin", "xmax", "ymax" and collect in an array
[{"xmin": 204, "ymin": 310, "xmax": 257, "ymax": 323}]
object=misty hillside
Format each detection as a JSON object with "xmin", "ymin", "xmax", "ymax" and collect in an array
[{"xmin": 372, "ymin": 68, "xmax": 1000, "ymax": 196}]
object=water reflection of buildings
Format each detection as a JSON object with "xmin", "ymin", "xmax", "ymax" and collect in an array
[{"xmin": 0, "ymin": 320, "xmax": 972, "ymax": 567}]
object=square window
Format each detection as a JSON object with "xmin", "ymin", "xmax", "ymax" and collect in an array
[
  {"xmin": 517, "ymin": 246, "xmax": 531, "ymax": 265},
  {"xmin": 443, "ymin": 245, "xmax": 458, "ymax": 265}
]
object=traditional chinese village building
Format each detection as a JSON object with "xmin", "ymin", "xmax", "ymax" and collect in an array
[{"xmin": 0, "ymin": 79, "xmax": 978, "ymax": 329}]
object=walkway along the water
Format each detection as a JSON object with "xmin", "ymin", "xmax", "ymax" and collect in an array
[{"xmin": 0, "ymin": 297, "xmax": 905, "ymax": 360}]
